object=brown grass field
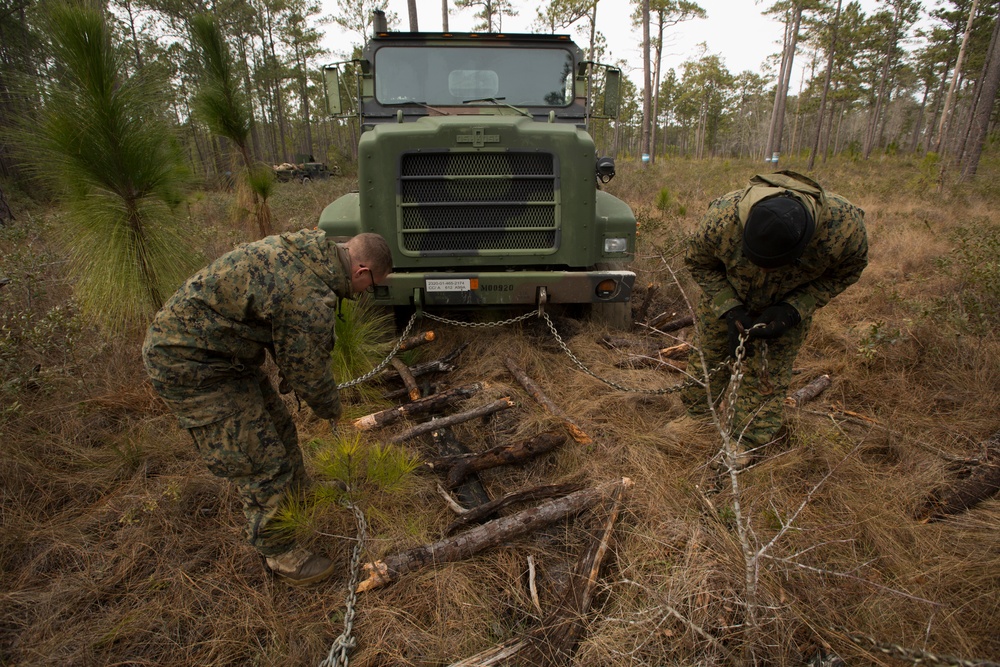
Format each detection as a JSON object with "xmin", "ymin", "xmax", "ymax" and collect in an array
[{"xmin": 2, "ymin": 155, "xmax": 999, "ymax": 666}]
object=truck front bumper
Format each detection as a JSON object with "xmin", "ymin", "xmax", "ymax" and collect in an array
[{"xmin": 370, "ymin": 270, "xmax": 635, "ymax": 307}]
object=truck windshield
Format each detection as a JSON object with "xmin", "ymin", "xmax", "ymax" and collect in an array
[{"xmin": 374, "ymin": 46, "xmax": 575, "ymax": 107}]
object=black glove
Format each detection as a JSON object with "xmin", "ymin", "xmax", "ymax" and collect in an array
[
  {"xmin": 724, "ymin": 305, "xmax": 755, "ymax": 358},
  {"xmin": 750, "ymin": 303, "xmax": 801, "ymax": 339}
]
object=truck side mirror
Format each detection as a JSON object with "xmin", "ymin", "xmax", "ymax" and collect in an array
[
  {"xmin": 603, "ymin": 67, "xmax": 621, "ymax": 118},
  {"xmin": 324, "ymin": 66, "xmax": 342, "ymax": 116}
]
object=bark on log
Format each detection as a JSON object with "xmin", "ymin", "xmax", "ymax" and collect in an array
[
  {"xmin": 427, "ymin": 430, "xmax": 567, "ymax": 489},
  {"xmin": 398, "ymin": 331, "xmax": 435, "ymax": 351},
  {"xmin": 388, "ymin": 397, "xmax": 514, "ymax": 444},
  {"xmin": 784, "ymin": 374, "xmax": 832, "ymax": 407},
  {"xmin": 356, "ymin": 478, "xmax": 632, "ymax": 593},
  {"xmin": 503, "ymin": 357, "xmax": 592, "ymax": 445},
  {"xmin": 445, "ymin": 483, "xmax": 583, "ymax": 535},
  {"xmin": 432, "ymin": 426, "xmax": 491, "ymax": 508},
  {"xmin": 353, "ymin": 383, "xmax": 483, "ymax": 430},
  {"xmin": 919, "ymin": 433, "xmax": 1000, "ymax": 521},
  {"xmin": 391, "ymin": 357, "xmax": 421, "ymax": 401},
  {"xmin": 647, "ymin": 312, "xmax": 694, "ymax": 331}
]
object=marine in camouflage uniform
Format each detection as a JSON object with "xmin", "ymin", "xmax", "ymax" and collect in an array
[
  {"xmin": 143, "ymin": 230, "xmax": 390, "ymax": 584},
  {"xmin": 680, "ymin": 171, "xmax": 868, "ymax": 451}
]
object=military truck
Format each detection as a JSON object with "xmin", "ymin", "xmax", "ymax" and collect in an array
[{"xmin": 319, "ymin": 16, "xmax": 637, "ymax": 327}]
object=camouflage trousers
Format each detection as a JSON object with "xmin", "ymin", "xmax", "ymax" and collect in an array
[
  {"xmin": 680, "ymin": 298, "xmax": 810, "ymax": 448},
  {"xmin": 183, "ymin": 372, "xmax": 306, "ymax": 557}
]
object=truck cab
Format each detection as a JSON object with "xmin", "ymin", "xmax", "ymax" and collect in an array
[{"xmin": 319, "ymin": 25, "xmax": 636, "ymax": 324}]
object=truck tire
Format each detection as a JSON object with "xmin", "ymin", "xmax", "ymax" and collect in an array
[
  {"xmin": 588, "ymin": 301, "xmax": 632, "ymax": 330},
  {"xmin": 588, "ymin": 262, "xmax": 633, "ymax": 331}
]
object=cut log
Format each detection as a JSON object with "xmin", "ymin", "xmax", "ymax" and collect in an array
[
  {"xmin": 432, "ymin": 427, "xmax": 491, "ymax": 508},
  {"xmin": 391, "ymin": 357, "xmax": 421, "ymax": 401},
  {"xmin": 398, "ymin": 331, "xmax": 435, "ymax": 351},
  {"xmin": 388, "ymin": 397, "xmax": 514, "ymax": 444},
  {"xmin": 427, "ymin": 430, "xmax": 567, "ymax": 489},
  {"xmin": 356, "ymin": 478, "xmax": 632, "ymax": 593},
  {"xmin": 445, "ymin": 483, "xmax": 583, "ymax": 535},
  {"xmin": 353, "ymin": 383, "xmax": 483, "ymax": 430},
  {"xmin": 659, "ymin": 342, "xmax": 690, "ymax": 360},
  {"xmin": 784, "ymin": 374, "xmax": 832, "ymax": 407},
  {"xmin": 647, "ymin": 312, "xmax": 694, "ymax": 331},
  {"xmin": 504, "ymin": 357, "xmax": 592, "ymax": 445}
]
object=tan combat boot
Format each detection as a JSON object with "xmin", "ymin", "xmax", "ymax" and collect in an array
[{"xmin": 265, "ymin": 547, "xmax": 336, "ymax": 587}]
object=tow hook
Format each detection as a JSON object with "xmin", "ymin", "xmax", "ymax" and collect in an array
[{"xmin": 536, "ymin": 286, "xmax": 548, "ymax": 317}]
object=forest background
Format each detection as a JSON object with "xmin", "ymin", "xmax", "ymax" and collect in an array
[{"xmin": 2, "ymin": 0, "xmax": 1000, "ymax": 665}]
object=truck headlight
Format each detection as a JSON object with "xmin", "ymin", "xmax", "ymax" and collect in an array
[{"xmin": 604, "ymin": 237, "xmax": 627, "ymax": 253}]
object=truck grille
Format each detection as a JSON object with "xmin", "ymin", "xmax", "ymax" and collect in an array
[{"xmin": 399, "ymin": 152, "xmax": 558, "ymax": 254}]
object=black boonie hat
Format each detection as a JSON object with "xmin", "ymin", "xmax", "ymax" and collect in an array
[{"xmin": 742, "ymin": 195, "xmax": 815, "ymax": 269}]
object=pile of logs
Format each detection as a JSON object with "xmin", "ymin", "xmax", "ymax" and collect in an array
[{"xmin": 345, "ymin": 329, "xmax": 632, "ymax": 664}]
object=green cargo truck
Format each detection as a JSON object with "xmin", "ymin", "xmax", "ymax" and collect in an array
[{"xmin": 320, "ymin": 17, "xmax": 637, "ymax": 327}]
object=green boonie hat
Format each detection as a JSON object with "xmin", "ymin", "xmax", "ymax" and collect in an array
[{"xmin": 742, "ymin": 195, "xmax": 815, "ymax": 269}]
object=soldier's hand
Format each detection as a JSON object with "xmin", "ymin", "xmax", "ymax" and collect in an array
[
  {"xmin": 724, "ymin": 305, "xmax": 755, "ymax": 358},
  {"xmin": 750, "ymin": 303, "xmax": 801, "ymax": 339}
]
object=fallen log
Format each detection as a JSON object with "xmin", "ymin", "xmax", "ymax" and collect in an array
[
  {"xmin": 448, "ymin": 478, "xmax": 632, "ymax": 667},
  {"xmin": 391, "ymin": 357, "xmax": 421, "ymax": 401},
  {"xmin": 504, "ymin": 357, "xmax": 592, "ymax": 445},
  {"xmin": 427, "ymin": 430, "xmax": 567, "ymax": 489},
  {"xmin": 445, "ymin": 483, "xmax": 583, "ymax": 535},
  {"xmin": 784, "ymin": 374, "xmax": 832, "ymax": 407},
  {"xmin": 398, "ymin": 330, "xmax": 435, "ymax": 351},
  {"xmin": 918, "ymin": 432, "xmax": 1000, "ymax": 522},
  {"xmin": 356, "ymin": 478, "xmax": 632, "ymax": 593},
  {"xmin": 388, "ymin": 397, "xmax": 514, "ymax": 444},
  {"xmin": 647, "ymin": 312, "xmax": 694, "ymax": 331},
  {"xmin": 353, "ymin": 383, "xmax": 483, "ymax": 430},
  {"xmin": 659, "ymin": 342, "xmax": 690, "ymax": 360},
  {"xmin": 381, "ymin": 343, "xmax": 468, "ymax": 382},
  {"xmin": 432, "ymin": 426, "xmax": 491, "ymax": 508}
]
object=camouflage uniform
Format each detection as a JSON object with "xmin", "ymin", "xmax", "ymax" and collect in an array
[
  {"xmin": 680, "ymin": 172, "xmax": 868, "ymax": 447},
  {"xmin": 143, "ymin": 229, "xmax": 351, "ymax": 556}
]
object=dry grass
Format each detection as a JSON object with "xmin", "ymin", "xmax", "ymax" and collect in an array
[{"xmin": 2, "ymin": 158, "xmax": 999, "ymax": 666}]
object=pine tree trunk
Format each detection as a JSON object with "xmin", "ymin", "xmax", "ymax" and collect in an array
[
  {"xmin": 960, "ymin": 11, "xmax": 1000, "ymax": 180},
  {"xmin": 809, "ymin": 0, "xmax": 842, "ymax": 170}
]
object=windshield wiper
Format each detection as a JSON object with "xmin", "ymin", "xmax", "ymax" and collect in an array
[
  {"xmin": 461, "ymin": 96, "xmax": 531, "ymax": 118},
  {"xmin": 395, "ymin": 100, "xmax": 451, "ymax": 115}
]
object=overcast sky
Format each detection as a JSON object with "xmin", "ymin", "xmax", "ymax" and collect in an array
[{"xmin": 319, "ymin": 0, "xmax": 895, "ymax": 87}]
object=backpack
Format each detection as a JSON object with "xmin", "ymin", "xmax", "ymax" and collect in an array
[{"xmin": 736, "ymin": 170, "xmax": 827, "ymax": 226}]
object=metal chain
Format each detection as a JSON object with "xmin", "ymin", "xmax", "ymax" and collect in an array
[
  {"xmin": 421, "ymin": 308, "xmax": 539, "ymax": 328},
  {"xmin": 722, "ymin": 328, "xmax": 753, "ymax": 439},
  {"xmin": 540, "ymin": 311, "xmax": 721, "ymax": 395},
  {"xmin": 319, "ymin": 501, "xmax": 368, "ymax": 667},
  {"xmin": 837, "ymin": 626, "xmax": 1000, "ymax": 667},
  {"xmin": 336, "ymin": 312, "xmax": 418, "ymax": 390}
]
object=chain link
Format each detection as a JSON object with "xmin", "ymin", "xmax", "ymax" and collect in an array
[
  {"xmin": 319, "ymin": 501, "xmax": 368, "ymax": 667},
  {"xmin": 336, "ymin": 312, "xmax": 418, "ymax": 390},
  {"xmin": 837, "ymin": 626, "xmax": 1000, "ymax": 667},
  {"xmin": 421, "ymin": 309, "xmax": 539, "ymax": 328}
]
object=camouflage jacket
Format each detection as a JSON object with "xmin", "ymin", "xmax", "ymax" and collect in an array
[
  {"xmin": 143, "ymin": 229, "xmax": 350, "ymax": 427},
  {"xmin": 685, "ymin": 180, "xmax": 868, "ymax": 320}
]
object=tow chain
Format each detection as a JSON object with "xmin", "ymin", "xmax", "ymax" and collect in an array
[
  {"xmin": 836, "ymin": 626, "xmax": 1000, "ymax": 667},
  {"xmin": 335, "ymin": 312, "xmax": 417, "ymax": 390},
  {"xmin": 319, "ymin": 502, "xmax": 368, "ymax": 667}
]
